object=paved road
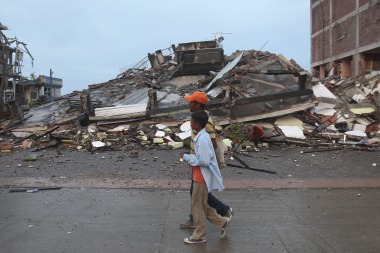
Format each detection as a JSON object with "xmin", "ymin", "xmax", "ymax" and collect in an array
[
  {"xmin": 1, "ymin": 147, "xmax": 379, "ymax": 189},
  {"xmin": 1, "ymin": 187, "xmax": 379, "ymax": 253},
  {"xmin": 1, "ymin": 147, "xmax": 380, "ymax": 252}
]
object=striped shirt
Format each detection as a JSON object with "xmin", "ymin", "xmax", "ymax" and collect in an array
[{"xmin": 190, "ymin": 111, "xmax": 216, "ymax": 154}]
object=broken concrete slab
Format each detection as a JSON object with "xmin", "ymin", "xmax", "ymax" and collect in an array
[{"xmin": 278, "ymin": 126, "xmax": 306, "ymax": 139}]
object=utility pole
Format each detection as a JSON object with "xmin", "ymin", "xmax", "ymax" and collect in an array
[
  {"xmin": 50, "ymin": 68, "xmax": 54, "ymax": 98},
  {"xmin": 0, "ymin": 24, "xmax": 9, "ymax": 113},
  {"xmin": 0, "ymin": 45, "xmax": 7, "ymax": 113}
]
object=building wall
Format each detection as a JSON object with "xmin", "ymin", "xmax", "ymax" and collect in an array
[
  {"xmin": 331, "ymin": 0, "xmax": 356, "ymax": 22},
  {"xmin": 311, "ymin": 30, "xmax": 330, "ymax": 63},
  {"xmin": 359, "ymin": 0, "xmax": 368, "ymax": 7},
  {"xmin": 331, "ymin": 16, "xmax": 356, "ymax": 56},
  {"xmin": 359, "ymin": 4, "xmax": 380, "ymax": 47},
  {"xmin": 311, "ymin": 0, "xmax": 380, "ymax": 78},
  {"xmin": 311, "ymin": 0, "xmax": 330, "ymax": 35}
]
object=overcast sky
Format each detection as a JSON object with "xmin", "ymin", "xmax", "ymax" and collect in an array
[{"xmin": 1, "ymin": 0, "xmax": 310, "ymax": 95}]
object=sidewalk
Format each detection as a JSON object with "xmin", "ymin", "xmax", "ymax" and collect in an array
[{"xmin": 1, "ymin": 187, "xmax": 379, "ymax": 253}]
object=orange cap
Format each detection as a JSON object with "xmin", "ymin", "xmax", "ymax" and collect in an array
[{"xmin": 184, "ymin": 91, "xmax": 208, "ymax": 105}]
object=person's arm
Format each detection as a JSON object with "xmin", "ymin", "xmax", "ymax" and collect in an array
[
  {"xmin": 183, "ymin": 137, "xmax": 212, "ymax": 167},
  {"xmin": 205, "ymin": 121, "xmax": 217, "ymax": 149},
  {"xmin": 211, "ymin": 138, "xmax": 217, "ymax": 150}
]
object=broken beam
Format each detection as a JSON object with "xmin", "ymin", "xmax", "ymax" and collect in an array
[
  {"xmin": 234, "ymin": 89, "xmax": 313, "ymax": 105},
  {"xmin": 9, "ymin": 187, "xmax": 61, "ymax": 193},
  {"xmin": 229, "ymin": 154, "xmax": 277, "ymax": 174},
  {"xmin": 215, "ymin": 101, "xmax": 317, "ymax": 126},
  {"xmin": 234, "ymin": 69, "xmax": 306, "ymax": 75},
  {"xmin": 34, "ymin": 126, "xmax": 59, "ymax": 140},
  {"xmin": 147, "ymin": 98, "xmax": 227, "ymax": 116},
  {"xmin": 226, "ymin": 163, "xmax": 277, "ymax": 174}
]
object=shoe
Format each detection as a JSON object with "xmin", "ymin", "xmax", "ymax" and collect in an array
[
  {"xmin": 220, "ymin": 217, "xmax": 231, "ymax": 239},
  {"xmin": 184, "ymin": 237, "xmax": 206, "ymax": 244},
  {"xmin": 225, "ymin": 207, "xmax": 235, "ymax": 220},
  {"xmin": 220, "ymin": 227, "xmax": 227, "ymax": 239},
  {"xmin": 180, "ymin": 219, "xmax": 195, "ymax": 229}
]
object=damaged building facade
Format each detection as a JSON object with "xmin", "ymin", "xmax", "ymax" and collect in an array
[
  {"xmin": 311, "ymin": 0, "xmax": 380, "ymax": 79},
  {"xmin": 0, "ymin": 23, "xmax": 35, "ymax": 117},
  {"xmin": 0, "ymin": 24, "xmax": 62, "ymax": 119},
  {"xmin": 18, "ymin": 74, "xmax": 63, "ymax": 106}
]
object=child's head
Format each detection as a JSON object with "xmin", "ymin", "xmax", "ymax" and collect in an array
[{"xmin": 190, "ymin": 110, "xmax": 208, "ymax": 131}]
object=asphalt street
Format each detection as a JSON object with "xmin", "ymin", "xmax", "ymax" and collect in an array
[
  {"xmin": 1, "ymin": 188, "xmax": 379, "ymax": 253},
  {"xmin": 0, "ymin": 146, "xmax": 380, "ymax": 252}
]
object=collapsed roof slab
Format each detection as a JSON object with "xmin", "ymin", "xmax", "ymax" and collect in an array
[
  {"xmin": 230, "ymin": 89, "xmax": 313, "ymax": 114},
  {"xmin": 146, "ymin": 98, "xmax": 228, "ymax": 118},
  {"xmin": 145, "ymin": 89, "xmax": 316, "ymax": 126},
  {"xmin": 215, "ymin": 101, "xmax": 317, "ymax": 126},
  {"xmin": 214, "ymin": 89, "xmax": 316, "ymax": 126}
]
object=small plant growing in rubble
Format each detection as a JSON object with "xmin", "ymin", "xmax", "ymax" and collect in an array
[{"xmin": 225, "ymin": 123, "xmax": 246, "ymax": 144}]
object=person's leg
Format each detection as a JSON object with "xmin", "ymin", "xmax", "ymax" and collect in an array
[
  {"xmin": 189, "ymin": 180, "xmax": 193, "ymax": 220},
  {"xmin": 180, "ymin": 180, "xmax": 195, "ymax": 228},
  {"xmin": 205, "ymin": 206, "xmax": 229, "ymax": 228},
  {"xmin": 190, "ymin": 179, "xmax": 193, "ymax": 195},
  {"xmin": 189, "ymin": 182, "xmax": 207, "ymax": 240},
  {"xmin": 205, "ymin": 205, "xmax": 230, "ymax": 238},
  {"xmin": 207, "ymin": 192, "xmax": 231, "ymax": 217},
  {"xmin": 182, "ymin": 182, "xmax": 234, "ymax": 228}
]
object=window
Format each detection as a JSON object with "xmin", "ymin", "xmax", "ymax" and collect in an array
[{"xmin": 31, "ymin": 91, "xmax": 37, "ymax": 99}]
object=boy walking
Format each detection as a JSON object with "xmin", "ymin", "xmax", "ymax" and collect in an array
[
  {"xmin": 181, "ymin": 110, "xmax": 230, "ymax": 244},
  {"xmin": 181, "ymin": 91, "xmax": 234, "ymax": 229}
]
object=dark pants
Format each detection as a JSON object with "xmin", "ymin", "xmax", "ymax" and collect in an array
[{"xmin": 189, "ymin": 180, "xmax": 229, "ymax": 221}]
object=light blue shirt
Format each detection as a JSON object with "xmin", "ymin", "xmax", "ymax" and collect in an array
[{"xmin": 183, "ymin": 128, "xmax": 224, "ymax": 192}]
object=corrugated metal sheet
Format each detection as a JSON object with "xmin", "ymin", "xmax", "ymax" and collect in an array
[
  {"xmin": 206, "ymin": 52, "xmax": 243, "ymax": 96},
  {"xmin": 113, "ymin": 88, "xmax": 167, "ymax": 106}
]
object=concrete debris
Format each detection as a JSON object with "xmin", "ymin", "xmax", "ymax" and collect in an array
[
  {"xmin": 0, "ymin": 40, "xmax": 379, "ymax": 155},
  {"xmin": 278, "ymin": 126, "xmax": 306, "ymax": 139}
]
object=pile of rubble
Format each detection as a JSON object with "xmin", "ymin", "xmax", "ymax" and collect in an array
[{"xmin": 0, "ymin": 40, "xmax": 379, "ymax": 155}]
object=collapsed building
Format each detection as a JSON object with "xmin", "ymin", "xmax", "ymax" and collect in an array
[
  {"xmin": 0, "ymin": 39, "xmax": 379, "ymax": 155},
  {"xmin": 0, "ymin": 23, "xmax": 63, "ymax": 122}
]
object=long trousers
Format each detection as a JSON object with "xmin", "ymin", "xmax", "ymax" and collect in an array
[
  {"xmin": 189, "ymin": 180, "xmax": 229, "ymax": 221},
  {"xmin": 191, "ymin": 181, "xmax": 229, "ymax": 240}
]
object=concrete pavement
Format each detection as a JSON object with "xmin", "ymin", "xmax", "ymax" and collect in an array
[
  {"xmin": 1, "ymin": 187, "xmax": 379, "ymax": 253},
  {"xmin": 1, "ymin": 147, "xmax": 380, "ymax": 252}
]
